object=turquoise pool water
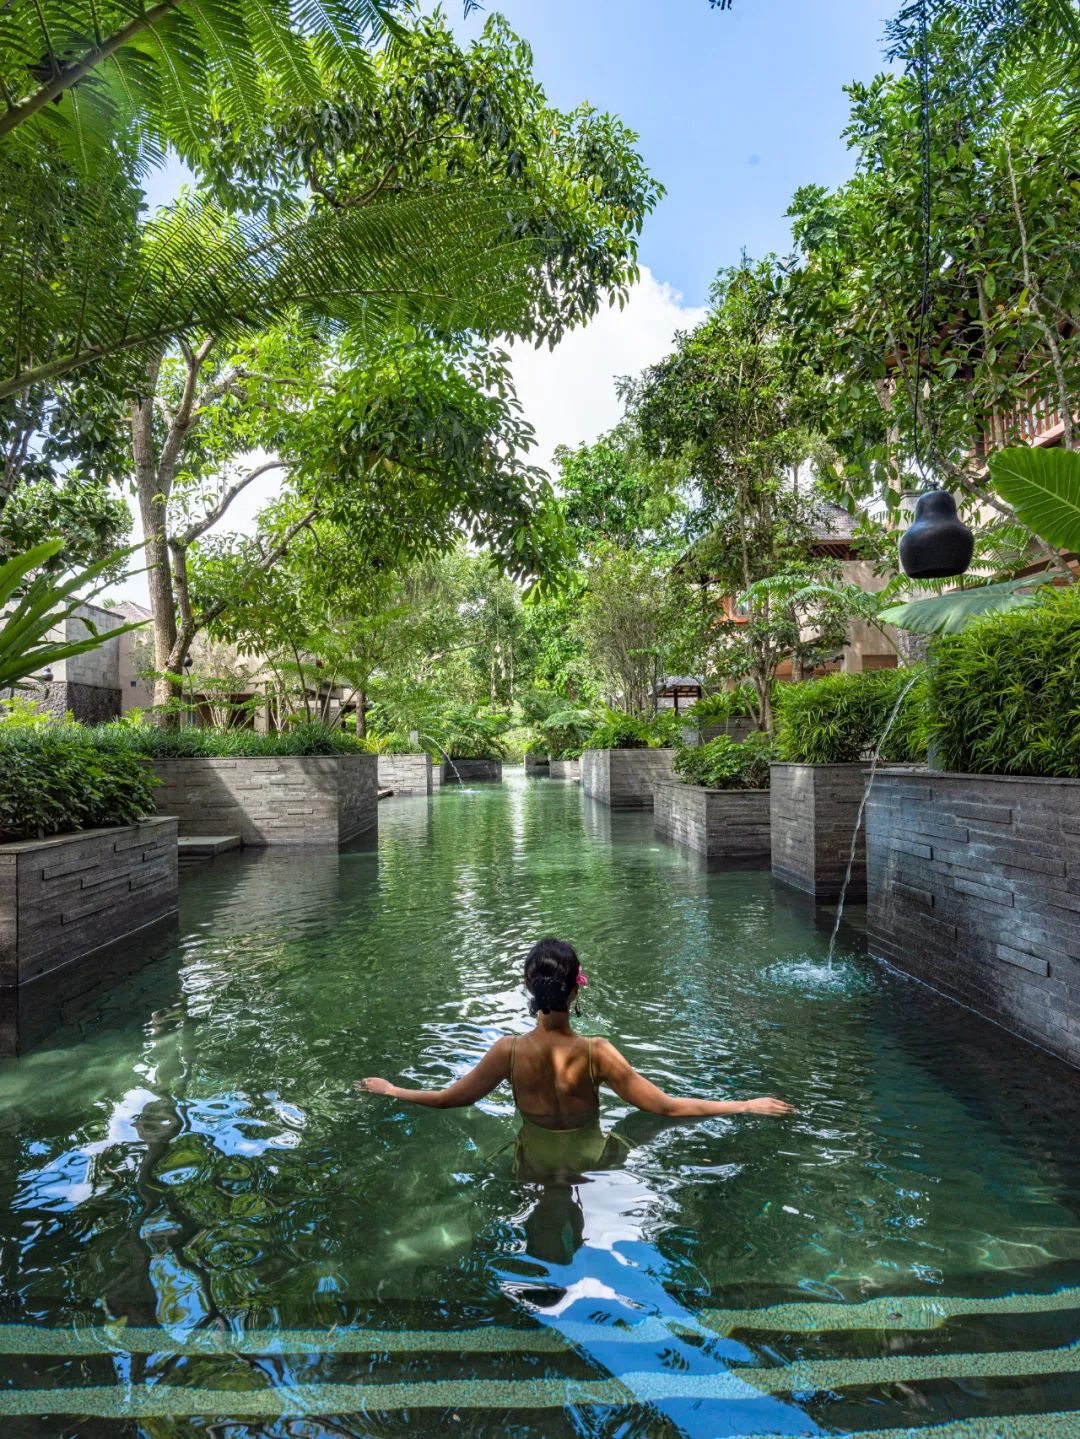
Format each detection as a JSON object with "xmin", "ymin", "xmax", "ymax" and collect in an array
[{"xmin": 1, "ymin": 775, "xmax": 1078, "ymax": 1437}]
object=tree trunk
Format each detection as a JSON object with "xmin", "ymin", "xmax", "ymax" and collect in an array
[{"xmin": 131, "ymin": 357, "xmax": 182, "ymax": 722}]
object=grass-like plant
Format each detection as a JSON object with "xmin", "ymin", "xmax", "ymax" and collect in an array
[
  {"xmin": 0, "ymin": 725, "xmax": 158, "ymax": 843},
  {"xmin": 673, "ymin": 732, "xmax": 776, "ymax": 790},
  {"xmin": 96, "ymin": 719, "xmax": 370, "ymax": 758},
  {"xmin": 774, "ymin": 668, "xmax": 927, "ymax": 765},
  {"xmin": 927, "ymin": 584, "xmax": 1080, "ymax": 777}
]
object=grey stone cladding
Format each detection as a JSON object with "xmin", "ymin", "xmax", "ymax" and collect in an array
[
  {"xmin": 0, "ymin": 818, "xmax": 178, "ymax": 986},
  {"xmin": 581, "ymin": 749, "xmax": 676, "ymax": 810},
  {"xmin": 41, "ymin": 679, "xmax": 121, "ymax": 723},
  {"xmin": 524, "ymin": 753, "xmax": 550, "ymax": 776},
  {"xmin": 866, "ymin": 768, "xmax": 1080, "ymax": 1068},
  {"xmin": 771, "ymin": 763, "xmax": 871, "ymax": 900},
  {"xmin": 442, "ymin": 759, "xmax": 502, "ymax": 783},
  {"xmin": 549, "ymin": 759, "xmax": 580, "ymax": 781},
  {"xmin": 377, "ymin": 753, "xmax": 432, "ymax": 796},
  {"xmin": 151, "ymin": 754, "xmax": 378, "ymax": 846},
  {"xmin": 654, "ymin": 782, "xmax": 771, "ymax": 859}
]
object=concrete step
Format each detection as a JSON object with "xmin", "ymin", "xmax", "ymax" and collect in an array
[{"xmin": 177, "ymin": 835, "xmax": 242, "ymax": 861}]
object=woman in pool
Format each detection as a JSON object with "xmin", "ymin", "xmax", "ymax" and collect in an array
[{"xmin": 356, "ymin": 937, "xmax": 794, "ymax": 1176}]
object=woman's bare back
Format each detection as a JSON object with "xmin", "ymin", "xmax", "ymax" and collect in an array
[{"xmin": 510, "ymin": 1029, "xmax": 599, "ymax": 1130}]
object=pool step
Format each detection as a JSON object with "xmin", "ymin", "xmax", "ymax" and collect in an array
[{"xmin": 177, "ymin": 834, "xmax": 241, "ymax": 862}]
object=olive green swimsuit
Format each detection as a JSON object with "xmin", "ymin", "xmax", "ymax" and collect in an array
[{"xmin": 509, "ymin": 1036, "xmax": 625, "ymax": 1177}]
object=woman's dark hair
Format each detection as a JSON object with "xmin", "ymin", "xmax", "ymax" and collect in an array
[{"xmin": 524, "ymin": 937, "xmax": 580, "ymax": 1016}]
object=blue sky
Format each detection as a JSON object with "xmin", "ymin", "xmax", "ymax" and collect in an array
[{"xmin": 451, "ymin": 0, "xmax": 896, "ymax": 307}]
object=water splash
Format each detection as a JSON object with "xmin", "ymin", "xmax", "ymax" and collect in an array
[
  {"xmin": 826, "ymin": 670, "xmax": 923, "ymax": 966},
  {"xmin": 763, "ymin": 953, "xmax": 875, "ymax": 997}
]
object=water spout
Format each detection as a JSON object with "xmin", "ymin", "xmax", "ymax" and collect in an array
[
  {"xmin": 420, "ymin": 732, "xmax": 465, "ymax": 788},
  {"xmin": 826, "ymin": 671, "xmax": 922, "ymax": 965}
]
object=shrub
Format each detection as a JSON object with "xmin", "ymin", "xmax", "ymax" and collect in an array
[
  {"xmin": 440, "ymin": 711, "xmax": 510, "ymax": 760},
  {"xmin": 673, "ymin": 731, "xmax": 776, "ymax": 790},
  {"xmin": 96, "ymin": 719, "xmax": 369, "ymax": 758},
  {"xmin": 927, "ymin": 584, "xmax": 1080, "ymax": 777},
  {"xmin": 686, "ymin": 683, "xmax": 758, "ymax": 726},
  {"xmin": 647, "ymin": 708, "xmax": 686, "ymax": 747},
  {"xmin": 0, "ymin": 725, "xmax": 158, "ymax": 842},
  {"xmin": 774, "ymin": 668, "xmax": 927, "ymax": 765},
  {"xmin": 586, "ymin": 710, "xmax": 653, "ymax": 750}
]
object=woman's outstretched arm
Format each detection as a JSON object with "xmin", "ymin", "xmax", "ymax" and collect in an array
[
  {"xmin": 593, "ymin": 1039, "xmax": 794, "ymax": 1118},
  {"xmin": 355, "ymin": 1037, "xmax": 512, "ymax": 1109}
]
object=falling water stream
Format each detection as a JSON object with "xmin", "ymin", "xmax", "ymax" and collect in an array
[
  {"xmin": 420, "ymin": 731, "xmax": 466, "ymax": 787},
  {"xmin": 826, "ymin": 669, "xmax": 923, "ymax": 964}
]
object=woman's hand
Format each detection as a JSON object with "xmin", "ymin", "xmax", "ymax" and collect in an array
[
  {"xmin": 740, "ymin": 1096, "xmax": 795, "ymax": 1116},
  {"xmin": 354, "ymin": 1077, "xmax": 395, "ymax": 1096}
]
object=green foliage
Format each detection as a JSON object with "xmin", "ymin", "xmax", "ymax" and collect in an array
[
  {"xmin": 439, "ymin": 710, "xmax": 511, "ymax": 760},
  {"xmin": 585, "ymin": 709, "xmax": 654, "ymax": 751},
  {"xmin": 879, "ymin": 573, "xmax": 1059, "ymax": 635},
  {"xmin": 774, "ymin": 669, "xmax": 928, "ymax": 765},
  {"xmin": 648, "ymin": 708, "xmax": 687, "ymax": 747},
  {"xmin": 687, "ymin": 684, "xmax": 759, "ymax": 725},
  {"xmin": 0, "ymin": 725, "xmax": 158, "ymax": 843},
  {"xmin": 0, "ymin": 540, "xmax": 146, "ymax": 691},
  {"xmin": 98, "ymin": 719, "xmax": 368, "ymax": 758},
  {"xmin": 673, "ymin": 732, "xmax": 776, "ymax": 790},
  {"xmin": 926, "ymin": 584, "xmax": 1080, "ymax": 776},
  {"xmin": 989, "ymin": 446, "xmax": 1080, "ymax": 556}
]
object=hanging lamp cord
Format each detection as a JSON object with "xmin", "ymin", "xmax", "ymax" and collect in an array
[{"xmin": 910, "ymin": 0, "xmax": 940, "ymax": 489}]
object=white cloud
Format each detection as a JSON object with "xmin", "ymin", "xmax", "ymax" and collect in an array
[
  {"xmin": 107, "ymin": 266, "xmax": 705, "ymax": 605},
  {"xmin": 507, "ymin": 265, "xmax": 706, "ymax": 474}
]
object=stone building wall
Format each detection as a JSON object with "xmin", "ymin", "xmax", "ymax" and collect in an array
[
  {"xmin": 38, "ymin": 602, "xmax": 125, "ymax": 722},
  {"xmin": 866, "ymin": 768, "xmax": 1080, "ymax": 1068}
]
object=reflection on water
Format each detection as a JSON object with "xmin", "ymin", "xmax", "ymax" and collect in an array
[{"xmin": 0, "ymin": 776, "xmax": 1078, "ymax": 1437}]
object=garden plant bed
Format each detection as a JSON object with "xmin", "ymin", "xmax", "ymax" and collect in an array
[
  {"xmin": 771, "ymin": 762, "xmax": 872, "ymax": 900},
  {"xmin": 0, "ymin": 818, "xmax": 178, "ymax": 986},
  {"xmin": 442, "ymin": 759, "xmax": 502, "ymax": 783},
  {"xmin": 581, "ymin": 748, "xmax": 675, "ymax": 810},
  {"xmin": 549, "ymin": 759, "xmax": 580, "ymax": 781},
  {"xmin": 866, "ymin": 768, "xmax": 1080, "ymax": 1068},
  {"xmin": 377, "ymin": 753, "xmax": 433, "ymax": 797},
  {"xmin": 151, "ymin": 754, "xmax": 378, "ymax": 847},
  {"xmin": 654, "ymin": 781, "xmax": 771, "ymax": 860}
]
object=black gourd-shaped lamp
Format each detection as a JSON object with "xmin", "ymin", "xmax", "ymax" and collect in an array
[{"xmin": 899, "ymin": 487, "xmax": 975, "ymax": 580}]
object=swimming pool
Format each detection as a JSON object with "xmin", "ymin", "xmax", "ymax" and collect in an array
[{"xmin": 1, "ymin": 775, "xmax": 1078, "ymax": 1436}]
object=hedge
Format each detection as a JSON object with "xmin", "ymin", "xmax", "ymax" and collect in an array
[
  {"xmin": 673, "ymin": 732, "xmax": 775, "ymax": 790},
  {"xmin": 774, "ymin": 667, "xmax": 927, "ymax": 765},
  {"xmin": 927, "ymin": 584, "xmax": 1080, "ymax": 777},
  {"xmin": 97, "ymin": 719, "xmax": 370, "ymax": 758},
  {"xmin": 0, "ymin": 725, "xmax": 158, "ymax": 843}
]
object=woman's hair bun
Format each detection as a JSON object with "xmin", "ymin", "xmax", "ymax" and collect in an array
[{"xmin": 524, "ymin": 937, "xmax": 580, "ymax": 1016}]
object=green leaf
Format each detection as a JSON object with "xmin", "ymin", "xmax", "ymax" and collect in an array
[
  {"xmin": 879, "ymin": 574, "xmax": 1059, "ymax": 636},
  {"xmin": 989, "ymin": 446, "xmax": 1080, "ymax": 555}
]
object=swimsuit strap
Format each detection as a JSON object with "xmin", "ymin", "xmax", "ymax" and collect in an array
[
  {"xmin": 509, "ymin": 1036, "xmax": 518, "ymax": 1105},
  {"xmin": 587, "ymin": 1036, "xmax": 596, "ymax": 1088}
]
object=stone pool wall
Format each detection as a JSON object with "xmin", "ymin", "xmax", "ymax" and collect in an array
[
  {"xmin": 524, "ymin": 753, "xmax": 550, "ymax": 776},
  {"xmin": 581, "ymin": 749, "xmax": 675, "ymax": 810},
  {"xmin": 151, "ymin": 755, "xmax": 377, "ymax": 846},
  {"xmin": 549, "ymin": 759, "xmax": 580, "ymax": 781},
  {"xmin": 0, "ymin": 818, "xmax": 178, "ymax": 985},
  {"xmin": 377, "ymin": 754, "xmax": 432, "ymax": 796},
  {"xmin": 654, "ymin": 782, "xmax": 771, "ymax": 860},
  {"xmin": 771, "ymin": 763, "xmax": 871, "ymax": 900},
  {"xmin": 866, "ymin": 768, "xmax": 1080, "ymax": 1067},
  {"xmin": 442, "ymin": 759, "xmax": 502, "ymax": 784}
]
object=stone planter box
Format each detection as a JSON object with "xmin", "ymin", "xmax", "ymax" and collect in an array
[
  {"xmin": 866, "ymin": 768, "xmax": 1080, "ymax": 1068},
  {"xmin": 682, "ymin": 716, "xmax": 758, "ymax": 747},
  {"xmin": 581, "ymin": 749, "xmax": 675, "ymax": 810},
  {"xmin": 771, "ymin": 763, "xmax": 871, "ymax": 900},
  {"xmin": 151, "ymin": 754, "xmax": 377, "ymax": 847},
  {"xmin": 0, "ymin": 818, "xmax": 178, "ymax": 987},
  {"xmin": 549, "ymin": 759, "xmax": 580, "ymax": 781},
  {"xmin": 377, "ymin": 753, "xmax": 432, "ymax": 796},
  {"xmin": 441, "ymin": 758, "xmax": 502, "ymax": 784},
  {"xmin": 654, "ymin": 782, "xmax": 771, "ymax": 860},
  {"xmin": 524, "ymin": 753, "xmax": 550, "ymax": 777}
]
